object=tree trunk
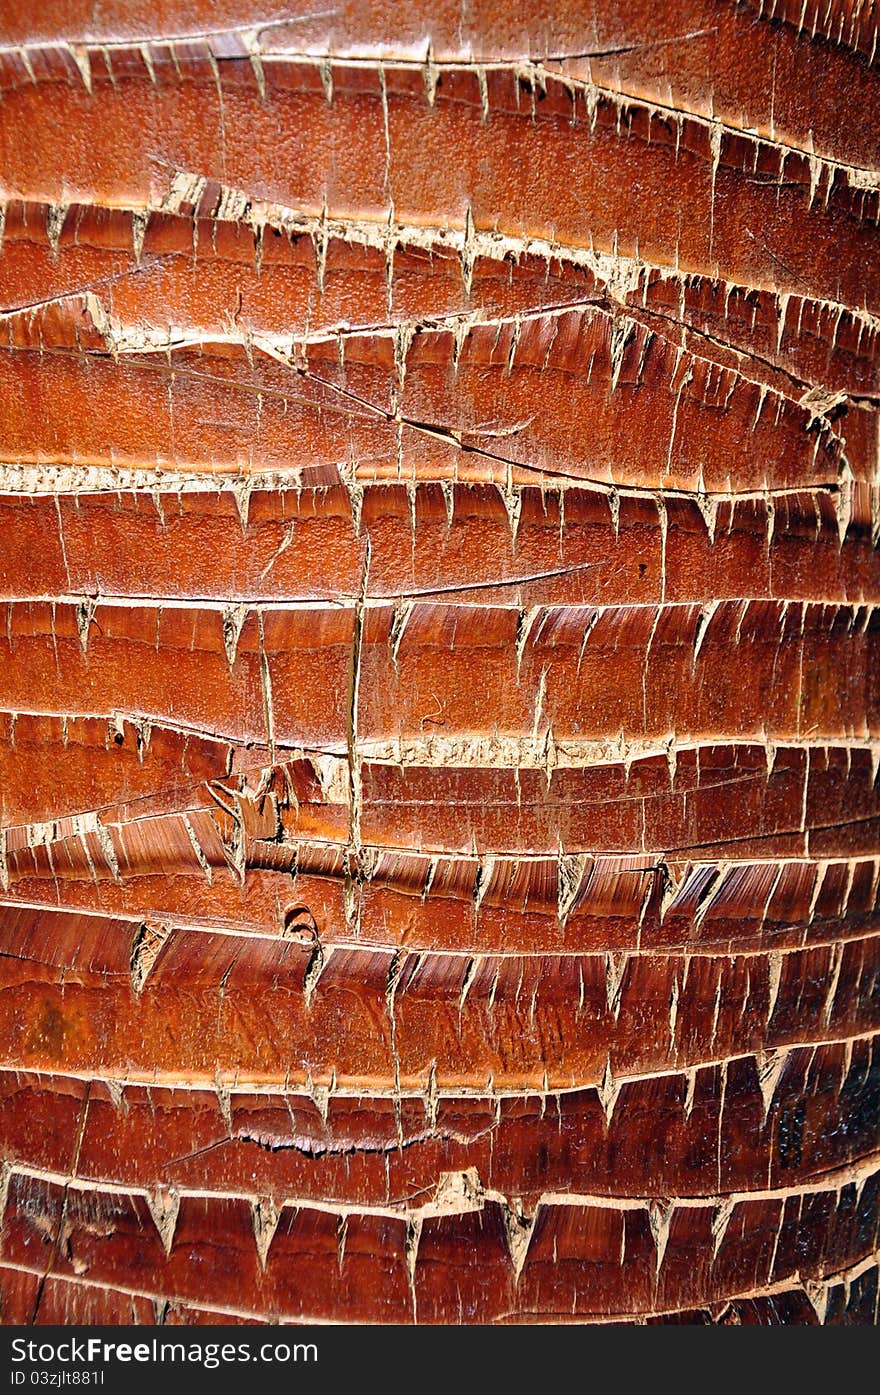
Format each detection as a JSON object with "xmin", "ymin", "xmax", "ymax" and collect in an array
[{"xmin": 0, "ymin": 1, "xmax": 878, "ymax": 1325}]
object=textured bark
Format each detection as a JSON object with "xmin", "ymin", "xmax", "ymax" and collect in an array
[{"xmin": 0, "ymin": 0, "xmax": 879, "ymax": 1325}]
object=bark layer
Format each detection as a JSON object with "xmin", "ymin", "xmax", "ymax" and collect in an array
[{"xmin": 0, "ymin": 0, "xmax": 878, "ymax": 1325}]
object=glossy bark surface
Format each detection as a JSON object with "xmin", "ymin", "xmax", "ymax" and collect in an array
[{"xmin": 0, "ymin": 0, "xmax": 878, "ymax": 1324}]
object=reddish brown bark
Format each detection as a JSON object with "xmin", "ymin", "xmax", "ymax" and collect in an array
[{"xmin": 0, "ymin": 1, "xmax": 878, "ymax": 1324}]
